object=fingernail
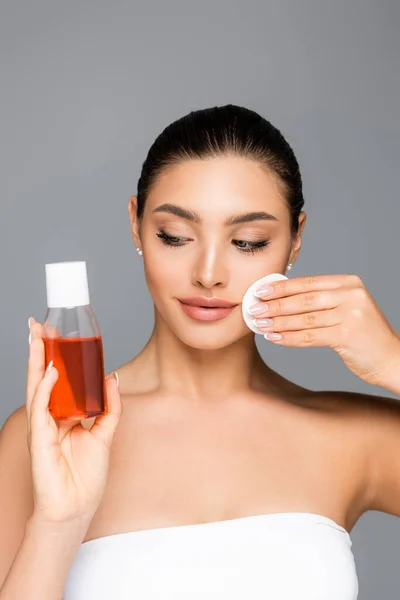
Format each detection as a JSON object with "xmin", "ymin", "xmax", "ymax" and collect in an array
[
  {"xmin": 248, "ymin": 304, "xmax": 267, "ymax": 315},
  {"xmin": 254, "ymin": 286, "xmax": 273, "ymax": 297},
  {"xmin": 28, "ymin": 317, "xmax": 34, "ymax": 331},
  {"xmin": 28, "ymin": 332, "xmax": 32, "ymax": 345},
  {"xmin": 264, "ymin": 333, "xmax": 282, "ymax": 341},
  {"xmin": 114, "ymin": 371, "xmax": 119, "ymax": 389},
  {"xmin": 253, "ymin": 318, "xmax": 273, "ymax": 327},
  {"xmin": 45, "ymin": 360, "xmax": 53, "ymax": 377}
]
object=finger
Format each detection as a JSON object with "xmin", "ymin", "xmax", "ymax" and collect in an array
[
  {"xmin": 254, "ymin": 308, "xmax": 341, "ymax": 333},
  {"xmin": 28, "ymin": 318, "xmax": 45, "ymax": 344},
  {"xmin": 264, "ymin": 324, "xmax": 342, "ymax": 348},
  {"xmin": 26, "ymin": 336, "xmax": 46, "ymax": 432},
  {"xmin": 90, "ymin": 373, "xmax": 123, "ymax": 449},
  {"xmin": 251, "ymin": 289, "xmax": 346, "ymax": 319},
  {"xmin": 26, "ymin": 319, "xmax": 47, "ymax": 425},
  {"xmin": 255, "ymin": 274, "xmax": 363, "ymax": 299},
  {"xmin": 26, "ymin": 319, "xmax": 61, "ymax": 431},
  {"xmin": 57, "ymin": 416, "xmax": 85, "ymax": 435},
  {"xmin": 29, "ymin": 362, "xmax": 59, "ymax": 446},
  {"xmin": 44, "ymin": 323, "xmax": 61, "ymax": 339},
  {"xmin": 30, "ymin": 319, "xmax": 61, "ymax": 344}
]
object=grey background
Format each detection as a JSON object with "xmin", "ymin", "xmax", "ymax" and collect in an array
[{"xmin": 1, "ymin": 0, "xmax": 399, "ymax": 596}]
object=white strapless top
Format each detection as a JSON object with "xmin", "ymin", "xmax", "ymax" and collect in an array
[{"xmin": 63, "ymin": 512, "xmax": 358, "ymax": 599}]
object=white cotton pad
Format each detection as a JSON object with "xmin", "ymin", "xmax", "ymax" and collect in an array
[{"xmin": 241, "ymin": 273, "xmax": 288, "ymax": 334}]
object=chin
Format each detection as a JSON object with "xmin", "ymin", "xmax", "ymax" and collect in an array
[
  {"xmin": 153, "ymin": 299, "xmax": 251, "ymax": 350},
  {"xmin": 172, "ymin": 323, "xmax": 250, "ymax": 351}
]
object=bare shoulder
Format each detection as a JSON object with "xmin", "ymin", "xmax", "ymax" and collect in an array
[
  {"xmin": 0, "ymin": 405, "xmax": 32, "ymax": 502},
  {"xmin": 0, "ymin": 406, "xmax": 34, "ymax": 585},
  {"xmin": 304, "ymin": 388, "xmax": 400, "ymax": 521},
  {"xmin": 0, "ymin": 404, "xmax": 29, "ymax": 450},
  {"xmin": 343, "ymin": 389, "xmax": 400, "ymax": 519}
]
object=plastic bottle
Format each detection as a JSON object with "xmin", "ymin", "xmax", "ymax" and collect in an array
[{"xmin": 43, "ymin": 261, "xmax": 107, "ymax": 420}]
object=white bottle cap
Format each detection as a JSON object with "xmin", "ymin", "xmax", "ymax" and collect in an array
[
  {"xmin": 241, "ymin": 273, "xmax": 288, "ymax": 334},
  {"xmin": 45, "ymin": 261, "xmax": 90, "ymax": 308}
]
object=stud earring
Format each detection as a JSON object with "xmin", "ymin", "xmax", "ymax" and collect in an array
[
  {"xmin": 287, "ymin": 262, "xmax": 293, "ymax": 271},
  {"xmin": 136, "ymin": 248, "xmax": 143, "ymax": 256}
]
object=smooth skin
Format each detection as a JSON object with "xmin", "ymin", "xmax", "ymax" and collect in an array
[
  {"xmin": 0, "ymin": 323, "xmax": 122, "ymax": 598},
  {"xmin": 1, "ymin": 155, "xmax": 400, "ymax": 598},
  {"xmin": 250, "ymin": 273, "xmax": 400, "ymax": 389}
]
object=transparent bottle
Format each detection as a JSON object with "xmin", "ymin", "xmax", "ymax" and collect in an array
[{"xmin": 43, "ymin": 261, "xmax": 107, "ymax": 421}]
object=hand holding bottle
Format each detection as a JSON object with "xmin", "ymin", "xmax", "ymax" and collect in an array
[{"xmin": 26, "ymin": 318, "xmax": 123, "ymax": 527}]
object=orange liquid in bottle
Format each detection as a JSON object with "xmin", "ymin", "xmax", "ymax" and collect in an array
[{"xmin": 43, "ymin": 335, "xmax": 107, "ymax": 420}]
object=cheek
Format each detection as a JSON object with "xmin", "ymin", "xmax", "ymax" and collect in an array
[
  {"xmin": 242, "ymin": 247, "xmax": 290, "ymax": 278},
  {"xmin": 143, "ymin": 257, "xmax": 180, "ymax": 298}
]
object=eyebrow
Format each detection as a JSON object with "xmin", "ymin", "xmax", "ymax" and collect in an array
[{"xmin": 152, "ymin": 203, "xmax": 278, "ymax": 225}]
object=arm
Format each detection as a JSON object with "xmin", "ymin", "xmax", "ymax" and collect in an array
[
  {"xmin": 374, "ymin": 344, "xmax": 400, "ymax": 397},
  {"xmin": 0, "ymin": 407, "xmax": 90, "ymax": 599},
  {"xmin": 362, "ymin": 393, "xmax": 400, "ymax": 517},
  {"xmin": 1, "ymin": 516, "xmax": 89, "ymax": 600},
  {"xmin": 363, "ymin": 342, "xmax": 400, "ymax": 516}
]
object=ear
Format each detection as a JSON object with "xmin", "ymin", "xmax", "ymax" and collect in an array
[
  {"xmin": 128, "ymin": 195, "xmax": 142, "ymax": 249},
  {"xmin": 289, "ymin": 211, "xmax": 307, "ymax": 264}
]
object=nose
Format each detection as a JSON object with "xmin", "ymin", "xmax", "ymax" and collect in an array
[{"xmin": 192, "ymin": 246, "xmax": 229, "ymax": 289}]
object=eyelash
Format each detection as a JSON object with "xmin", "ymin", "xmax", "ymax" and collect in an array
[{"xmin": 156, "ymin": 230, "xmax": 271, "ymax": 254}]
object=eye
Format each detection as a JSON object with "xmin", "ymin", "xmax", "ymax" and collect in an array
[
  {"xmin": 233, "ymin": 239, "xmax": 271, "ymax": 254},
  {"xmin": 156, "ymin": 230, "xmax": 271, "ymax": 254},
  {"xmin": 156, "ymin": 230, "xmax": 187, "ymax": 248}
]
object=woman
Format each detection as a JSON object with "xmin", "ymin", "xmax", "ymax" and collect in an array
[{"xmin": 1, "ymin": 104, "xmax": 400, "ymax": 599}]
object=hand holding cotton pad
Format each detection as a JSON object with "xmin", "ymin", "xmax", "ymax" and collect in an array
[{"xmin": 241, "ymin": 273, "xmax": 288, "ymax": 334}]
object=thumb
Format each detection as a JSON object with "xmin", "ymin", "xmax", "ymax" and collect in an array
[{"xmin": 90, "ymin": 372, "xmax": 123, "ymax": 448}]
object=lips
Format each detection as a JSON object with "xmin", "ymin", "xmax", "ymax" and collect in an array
[
  {"xmin": 178, "ymin": 297, "xmax": 238, "ymax": 308},
  {"xmin": 177, "ymin": 298, "xmax": 239, "ymax": 322}
]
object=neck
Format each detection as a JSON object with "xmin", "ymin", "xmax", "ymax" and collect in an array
[{"xmin": 135, "ymin": 308, "xmax": 278, "ymax": 402}]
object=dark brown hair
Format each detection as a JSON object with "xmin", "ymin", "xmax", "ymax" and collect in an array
[{"xmin": 136, "ymin": 104, "xmax": 304, "ymax": 235}]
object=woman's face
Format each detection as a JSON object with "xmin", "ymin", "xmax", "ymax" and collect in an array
[{"xmin": 130, "ymin": 155, "xmax": 304, "ymax": 350}]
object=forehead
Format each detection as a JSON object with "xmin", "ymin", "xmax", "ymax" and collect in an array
[{"xmin": 146, "ymin": 156, "xmax": 288, "ymax": 220}]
